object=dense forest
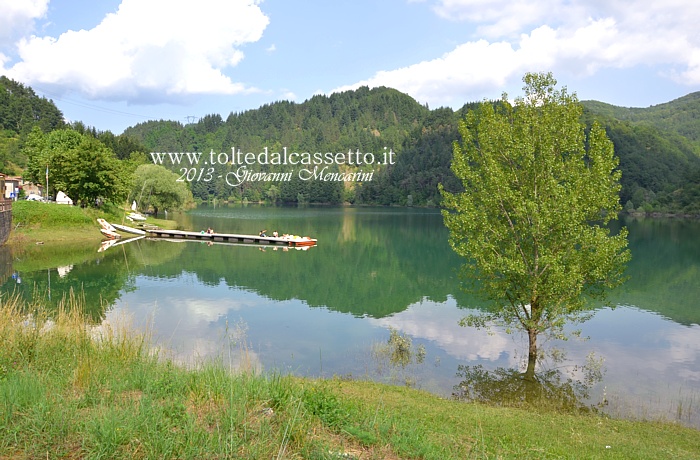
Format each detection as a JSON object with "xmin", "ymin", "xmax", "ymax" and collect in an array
[
  {"xmin": 2, "ymin": 75, "xmax": 700, "ymax": 214},
  {"xmin": 0, "ymin": 76, "xmax": 65, "ymax": 175}
]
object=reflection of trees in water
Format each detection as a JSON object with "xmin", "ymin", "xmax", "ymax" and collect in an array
[
  {"xmin": 1, "ymin": 238, "xmax": 187, "ymax": 322},
  {"xmin": 0, "ymin": 245, "xmax": 12, "ymax": 285},
  {"xmin": 609, "ymin": 217, "xmax": 700, "ymax": 325},
  {"xmin": 371, "ymin": 328, "xmax": 427, "ymax": 387},
  {"xmin": 453, "ymin": 352, "xmax": 606, "ymax": 414}
]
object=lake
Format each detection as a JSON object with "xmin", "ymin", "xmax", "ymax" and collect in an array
[{"xmin": 3, "ymin": 206, "xmax": 699, "ymax": 427}]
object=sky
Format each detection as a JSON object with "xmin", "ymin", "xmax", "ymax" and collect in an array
[{"xmin": 1, "ymin": 0, "xmax": 699, "ymax": 134}]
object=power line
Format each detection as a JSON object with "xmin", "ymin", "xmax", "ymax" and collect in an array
[{"xmin": 31, "ymin": 85, "xmax": 157, "ymax": 121}]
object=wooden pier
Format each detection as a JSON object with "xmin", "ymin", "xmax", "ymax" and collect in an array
[{"xmin": 145, "ymin": 229, "xmax": 317, "ymax": 247}]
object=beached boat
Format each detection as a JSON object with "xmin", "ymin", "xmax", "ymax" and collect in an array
[
  {"xmin": 111, "ymin": 223, "xmax": 146, "ymax": 235},
  {"xmin": 100, "ymin": 228, "xmax": 121, "ymax": 240},
  {"xmin": 128, "ymin": 212, "xmax": 147, "ymax": 221},
  {"xmin": 97, "ymin": 218, "xmax": 117, "ymax": 233}
]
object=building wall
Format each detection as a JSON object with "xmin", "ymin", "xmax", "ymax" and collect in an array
[
  {"xmin": 2, "ymin": 177, "xmax": 42, "ymax": 199},
  {"xmin": 0, "ymin": 173, "xmax": 11, "ymax": 245}
]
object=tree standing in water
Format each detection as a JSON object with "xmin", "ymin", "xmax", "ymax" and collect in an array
[{"xmin": 440, "ymin": 72, "xmax": 630, "ymax": 379}]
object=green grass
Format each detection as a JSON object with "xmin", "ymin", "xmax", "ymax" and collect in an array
[
  {"xmin": 1, "ymin": 295, "xmax": 699, "ymax": 459},
  {"xmin": 8, "ymin": 201, "xmax": 175, "ymax": 245},
  {"xmin": 11, "ymin": 200, "xmax": 96, "ymax": 227}
]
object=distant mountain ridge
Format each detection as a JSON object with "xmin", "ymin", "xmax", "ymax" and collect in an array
[
  {"xmin": 115, "ymin": 86, "xmax": 700, "ymax": 213},
  {"xmin": 2, "ymin": 74, "xmax": 699, "ymax": 214},
  {"xmin": 582, "ymin": 92, "xmax": 700, "ymax": 151},
  {"xmin": 580, "ymin": 93, "xmax": 700, "ymax": 213}
]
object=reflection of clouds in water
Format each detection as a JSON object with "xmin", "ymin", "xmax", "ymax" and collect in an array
[
  {"xmin": 111, "ymin": 286, "xmax": 265, "ymax": 371},
  {"xmin": 559, "ymin": 309, "xmax": 700, "ymax": 390},
  {"xmin": 160, "ymin": 335, "xmax": 262, "ymax": 373},
  {"xmin": 369, "ymin": 297, "xmax": 515, "ymax": 363},
  {"xmin": 160, "ymin": 296, "xmax": 247, "ymax": 322},
  {"xmin": 666, "ymin": 326, "xmax": 700, "ymax": 375},
  {"xmin": 545, "ymin": 307, "xmax": 700, "ymax": 428}
]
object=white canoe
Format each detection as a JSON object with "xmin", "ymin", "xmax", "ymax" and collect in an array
[
  {"xmin": 128, "ymin": 212, "xmax": 147, "ymax": 221},
  {"xmin": 97, "ymin": 218, "xmax": 117, "ymax": 232},
  {"xmin": 112, "ymin": 223, "xmax": 146, "ymax": 235}
]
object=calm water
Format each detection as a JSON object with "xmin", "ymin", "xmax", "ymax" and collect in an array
[{"xmin": 2, "ymin": 206, "xmax": 699, "ymax": 427}]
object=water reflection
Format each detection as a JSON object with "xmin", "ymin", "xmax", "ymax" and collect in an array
[
  {"xmin": 452, "ymin": 363, "xmax": 604, "ymax": 414},
  {"xmin": 0, "ymin": 245, "xmax": 12, "ymax": 285},
  {"xmin": 1, "ymin": 208, "xmax": 699, "ymax": 427}
]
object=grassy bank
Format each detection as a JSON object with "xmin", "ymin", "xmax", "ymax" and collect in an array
[
  {"xmin": 1, "ymin": 296, "xmax": 698, "ymax": 459},
  {"xmin": 7, "ymin": 201, "xmax": 174, "ymax": 245}
]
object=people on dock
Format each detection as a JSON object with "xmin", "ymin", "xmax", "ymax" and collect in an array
[
  {"xmin": 272, "ymin": 230, "xmax": 279, "ymax": 237},
  {"xmin": 206, "ymin": 227, "xmax": 214, "ymax": 234},
  {"xmin": 259, "ymin": 229, "xmax": 267, "ymax": 237}
]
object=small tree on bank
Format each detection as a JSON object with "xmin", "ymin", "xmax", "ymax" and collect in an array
[
  {"xmin": 132, "ymin": 164, "xmax": 193, "ymax": 215},
  {"xmin": 440, "ymin": 73, "xmax": 630, "ymax": 379}
]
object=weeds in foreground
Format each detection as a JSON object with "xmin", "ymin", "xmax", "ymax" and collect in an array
[
  {"xmin": 371, "ymin": 328, "xmax": 427, "ymax": 388},
  {"xmin": 1, "ymin": 294, "xmax": 699, "ymax": 459}
]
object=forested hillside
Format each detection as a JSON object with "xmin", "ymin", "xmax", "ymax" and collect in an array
[
  {"xmin": 124, "ymin": 86, "xmax": 431, "ymax": 204},
  {"xmin": 582, "ymin": 93, "xmax": 700, "ymax": 151},
  {"xmin": 125, "ymin": 88, "xmax": 700, "ymax": 213},
  {"xmin": 0, "ymin": 76, "xmax": 158, "ymax": 207},
  {"xmin": 582, "ymin": 94, "xmax": 700, "ymax": 213},
  {"xmin": 0, "ymin": 76, "xmax": 65, "ymax": 174},
  {"xmin": 0, "ymin": 77, "xmax": 149, "ymax": 175},
  {"xmin": 3, "ymin": 74, "xmax": 700, "ymax": 214}
]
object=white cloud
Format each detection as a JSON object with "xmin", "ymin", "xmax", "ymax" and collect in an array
[
  {"xmin": 334, "ymin": 0, "xmax": 700, "ymax": 107},
  {"xmin": 280, "ymin": 90, "xmax": 297, "ymax": 101},
  {"xmin": 0, "ymin": 0, "xmax": 48, "ymax": 47},
  {"xmin": 2, "ymin": 0, "xmax": 269, "ymax": 103},
  {"xmin": 370, "ymin": 299, "xmax": 515, "ymax": 363},
  {"xmin": 431, "ymin": 0, "xmax": 561, "ymax": 37}
]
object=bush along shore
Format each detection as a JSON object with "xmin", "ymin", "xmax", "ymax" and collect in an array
[{"xmin": 1, "ymin": 294, "xmax": 699, "ymax": 459}]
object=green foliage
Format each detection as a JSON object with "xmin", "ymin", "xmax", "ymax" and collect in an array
[
  {"xmin": 371, "ymin": 328, "xmax": 428, "ymax": 387},
  {"xmin": 0, "ymin": 76, "xmax": 65, "ymax": 173},
  {"xmin": 441, "ymin": 73, "xmax": 630, "ymax": 373},
  {"xmin": 302, "ymin": 384, "xmax": 351, "ymax": 430},
  {"xmin": 21, "ymin": 127, "xmax": 129, "ymax": 207},
  {"xmin": 125, "ymin": 86, "xmax": 429, "ymax": 204},
  {"xmin": 4, "ymin": 76, "xmax": 698, "ymax": 211},
  {"xmin": 0, "ymin": 131, "xmax": 22, "ymax": 175},
  {"xmin": 121, "ymin": 84, "xmax": 700, "ymax": 210},
  {"xmin": 582, "ymin": 92, "xmax": 700, "ymax": 151},
  {"xmin": 0, "ymin": 76, "xmax": 64, "ymax": 136},
  {"xmin": 359, "ymin": 107, "xmax": 462, "ymax": 206},
  {"xmin": 376, "ymin": 328, "xmax": 426, "ymax": 369},
  {"xmin": 582, "ymin": 95, "xmax": 700, "ymax": 213},
  {"xmin": 132, "ymin": 164, "xmax": 194, "ymax": 214},
  {"xmin": 453, "ymin": 364, "xmax": 600, "ymax": 414},
  {"xmin": 580, "ymin": 111, "xmax": 700, "ymax": 209}
]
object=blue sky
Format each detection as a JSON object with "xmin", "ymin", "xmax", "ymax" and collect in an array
[{"xmin": 1, "ymin": 0, "xmax": 699, "ymax": 134}]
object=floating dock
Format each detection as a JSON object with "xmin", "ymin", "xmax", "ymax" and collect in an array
[{"xmin": 145, "ymin": 229, "xmax": 317, "ymax": 247}]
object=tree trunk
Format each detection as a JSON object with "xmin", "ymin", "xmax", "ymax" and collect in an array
[{"xmin": 525, "ymin": 328, "xmax": 537, "ymax": 381}]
